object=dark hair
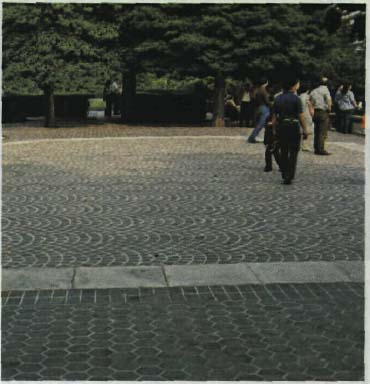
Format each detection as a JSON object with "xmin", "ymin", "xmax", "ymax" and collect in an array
[
  {"xmin": 244, "ymin": 80, "xmax": 252, "ymax": 90},
  {"xmin": 258, "ymin": 77, "xmax": 268, "ymax": 86},
  {"xmin": 320, "ymin": 76, "xmax": 329, "ymax": 86},
  {"xmin": 341, "ymin": 82, "xmax": 351, "ymax": 94},
  {"xmin": 282, "ymin": 77, "xmax": 300, "ymax": 91},
  {"xmin": 299, "ymin": 81, "xmax": 311, "ymax": 94}
]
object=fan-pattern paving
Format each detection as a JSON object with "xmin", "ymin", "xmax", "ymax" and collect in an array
[{"xmin": 2, "ymin": 138, "xmax": 364, "ymax": 268}]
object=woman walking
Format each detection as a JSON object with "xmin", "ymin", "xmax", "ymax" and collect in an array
[
  {"xmin": 299, "ymin": 83, "xmax": 314, "ymax": 151},
  {"xmin": 335, "ymin": 82, "xmax": 358, "ymax": 134}
]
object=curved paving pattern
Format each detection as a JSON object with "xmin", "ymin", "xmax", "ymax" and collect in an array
[{"xmin": 2, "ymin": 137, "xmax": 364, "ymax": 268}]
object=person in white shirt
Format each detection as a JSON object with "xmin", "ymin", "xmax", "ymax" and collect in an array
[
  {"xmin": 335, "ymin": 82, "xmax": 358, "ymax": 134},
  {"xmin": 309, "ymin": 76, "xmax": 332, "ymax": 155},
  {"xmin": 299, "ymin": 83, "xmax": 314, "ymax": 151}
]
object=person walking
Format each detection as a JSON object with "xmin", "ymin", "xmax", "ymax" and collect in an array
[
  {"xmin": 309, "ymin": 76, "xmax": 332, "ymax": 155},
  {"xmin": 298, "ymin": 83, "xmax": 314, "ymax": 151},
  {"xmin": 271, "ymin": 77, "xmax": 308, "ymax": 185},
  {"xmin": 247, "ymin": 78, "xmax": 271, "ymax": 143},
  {"xmin": 263, "ymin": 118, "xmax": 281, "ymax": 172},
  {"xmin": 335, "ymin": 82, "xmax": 357, "ymax": 134},
  {"xmin": 111, "ymin": 80, "xmax": 121, "ymax": 115},
  {"xmin": 264, "ymin": 87, "xmax": 282, "ymax": 172}
]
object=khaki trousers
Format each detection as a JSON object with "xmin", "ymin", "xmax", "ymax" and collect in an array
[{"xmin": 313, "ymin": 110, "xmax": 329, "ymax": 153}]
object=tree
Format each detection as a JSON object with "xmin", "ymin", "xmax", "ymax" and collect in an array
[
  {"xmin": 3, "ymin": 3, "xmax": 119, "ymax": 127},
  {"xmin": 163, "ymin": 4, "xmax": 331, "ymax": 126},
  {"xmin": 117, "ymin": 4, "xmax": 175, "ymax": 122}
]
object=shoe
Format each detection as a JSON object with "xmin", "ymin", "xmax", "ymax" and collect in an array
[
  {"xmin": 264, "ymin": 167, "xmax": 272, "ymax": 172},
  {"xmin": 283, "ymin": 179, "xmax": 292, "ymax": 185},
  {"xmin": 255, "ymin": 137, "xmax": 264, "ymax": 143},
  {"xmin": 315, "ymin": 151, "xmax": 331, "ymax": 156},
  {"xmin": 248, "ymin": 138, "xmax": 256, "ymax": 143}
]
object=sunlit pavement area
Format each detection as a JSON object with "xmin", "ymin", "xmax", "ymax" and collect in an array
[{"xmin": 2, "ymin": 126, "xmax": 364, "ymax": 380}]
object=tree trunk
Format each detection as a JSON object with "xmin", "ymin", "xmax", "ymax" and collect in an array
[
  {"xmin": 213, "ymin": 74, "xmax": 225, "ymax": 127},
  {"xmin": 44, "ymin": 86, "xmax": 56, "ymax": 128},
  {"xmin": 122, "ymin": 69, "xmax": 136, "ymax": 123}
]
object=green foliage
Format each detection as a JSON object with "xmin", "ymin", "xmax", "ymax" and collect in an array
[
  {"xmin": 3, "ymin": 3, "xmax": 119, "ymax": 95},
  {"xmin": 88, "ymin": 98, "xmax": 105, "ymax": 110},
  {"xmin": 136, "ymin": 73, "xmax": 205, "ymax": 92},
  {"xmin": 2, "ymin": 3, "xmax": 365, "ymax": 98}
]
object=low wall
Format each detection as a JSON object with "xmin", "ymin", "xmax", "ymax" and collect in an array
[
  {"xmin": 2, "ymin": 95, "xmax": 94, "ymax": 123},
  {"xmin": 2, "ymin": 91, "xmax": 207, "ymax": 124}
]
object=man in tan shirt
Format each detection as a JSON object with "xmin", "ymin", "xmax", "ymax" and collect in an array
[{"xmin": 309, "ymin": 76, "xmax": 332, "ymax": 155}]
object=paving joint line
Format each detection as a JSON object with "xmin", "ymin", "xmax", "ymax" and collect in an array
[
  {"xmin": 161, "ymin": 264, "xmax": 170, "ymax": 288},
  {"xmin": 246, "ymin": 264, "xmax": 264, "ymax": 284},
  {"xmin": 71, "ymin": 268, "xmax": 77, "ymax": 289}
]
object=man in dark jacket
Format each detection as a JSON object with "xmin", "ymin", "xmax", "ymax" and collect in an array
[
  {"xmin": 247, "ymin": 78, "xmax": 271, "ymax": 143},
  {"xmin": 271, "ymin": 77, "xmax": 308, "ymax": 185}
]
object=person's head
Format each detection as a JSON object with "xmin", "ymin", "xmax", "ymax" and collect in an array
[
  {"xmin": 282, "ymin": 77, "xmax": 300, "ymax": 92},
  {"xmin": 244, "ymin": 80, "xmax": 252, "ymax": 90},
  {"xmin": 299, "ymin": 81, "xmax": 311, "ymax": 94},
  {"xmin": 320, "ymin": 76, "xmax": 329, "ymax": 86},
  {"xmin": 342, "ymin": 82, "xmax": 351, "ymax": 94},
  {"xmin": 259, "ymin": 77, "xmax": 268, "ymax": 87}
]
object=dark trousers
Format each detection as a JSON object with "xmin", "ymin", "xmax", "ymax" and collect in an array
[
  {"xmin": 280, "ymin": 143, "xmax": 300, "ymax": 181},
  {"xmin": 313, "ymin": 109, "xmax": 329, "ymax": 153},
  {"xmin": 264, "ymin": 125, "xmax": 281, "ymax": 170},
  {"xmin": 337, "ymin": 109, "xmax": 354, "ymax": 133},
  {"xmin": 105, "ymin": 96, "xmax": 113, "ymax": 117},
  {"xmin": 239, "ymin": 101, "xmax": 253, "ymax": 127},
  {"xmin": 277, "ymin": 121, "xmax": 301, "ymax": 181}
]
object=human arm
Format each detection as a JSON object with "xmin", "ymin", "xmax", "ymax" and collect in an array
[
  {"xmin": 349, "ymin": 91, "xmax": 358, "ymax": 108},
  {"xmin": 271, "ymin": 113, "xmax": 277, "ymax": 136},
  {"xmin": 298, "ymin": 112, "xmax": 308, "ymax": 139},
  {"xmin": 297, "ymin": 97, "xmax": 308, "ymax": 138},
  {"xmin": 324, "ymin": 87, "xmax": 332, "ymax": 111},
  {"xmin": 307, "ymin": 99, "xmax": 314, "ymax": 117},
  {"xmin": 262, "ymin": 88, "xmax": 272, "ymax": 108}
]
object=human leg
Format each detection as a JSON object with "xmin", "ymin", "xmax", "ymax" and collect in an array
[
  {"xmin": 264, "ymin": 145, "xmax": 273, "ymax": 171},
  {"xmin": 248, "ymin": 105, "xmax": 269, "ymax": 142},
  {"xmin": 313, "ymin": 115, "xmax": 321, "ymax": 153},
  {"xmin": 344, "ymin": 110, "xmax": 354, "ymax": 134},
  {"xmin": 320, "ymin": 112, "xmax": 329, "ymax": 152},
  {"xmin": 240, "ymin": 102, "xmax": 247, "ymax": 127},
  {"xmin": 279, "ymin": 142, "xmax": 289, "ymax": 181},
  {"xmin": 105, "ymin": 96, "xmax": 112, "ymax": 117},
  {"xmin": 289, "ymin": 144, "xmax": 300, "ymax": 180},
  {"xmin": 338, "ymin": 110, "xmax": 346, "ymax": 133}
]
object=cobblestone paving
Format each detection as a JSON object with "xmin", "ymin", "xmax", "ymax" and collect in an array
[
  {"xmin": 3, "ymin": 136, "xmax": 364, "ymax": 268},
  {"xmin": 2, "ymin": 123, "xmax": 365, "ymax": 143},
  {"xmin": 1, "ymin": 283, "xmax": 364, "ymax": 381},
  {"xmin": 2, "ymin": 124, "xmax": 252, "ymax": 142}
]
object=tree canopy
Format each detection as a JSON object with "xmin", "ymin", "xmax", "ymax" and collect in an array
[
  {"xmin": 3, "ymin": 3, "xmax": 119, "ymax": 95},
  {"xmin": 2, "ymin": 3, "xmax": 366, "ymax": 126}
]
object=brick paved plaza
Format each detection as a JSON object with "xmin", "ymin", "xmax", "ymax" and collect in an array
[{"xmin": 1, "ymin": 126, "xmax": 365, "ymax": 380}]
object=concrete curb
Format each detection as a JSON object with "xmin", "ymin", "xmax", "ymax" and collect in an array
[{"xmin": 2, "ymin": 261, "xmax": 364, "ymax": 291}]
